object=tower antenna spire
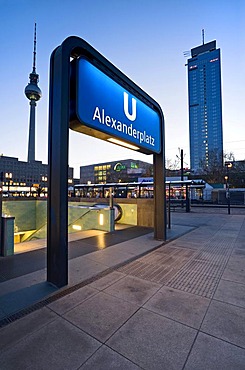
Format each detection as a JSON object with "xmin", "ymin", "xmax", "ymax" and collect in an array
[
  {"xmin": 25, "ymin": 23, "xmax": 42, "ymax": 162},
  {"xmin": 202, "ymin": 29, "xmax": 205, "ymax": 45},
  {"xmin": 33, "ymin": 23, "xmax": 37, "ymax": 73}
]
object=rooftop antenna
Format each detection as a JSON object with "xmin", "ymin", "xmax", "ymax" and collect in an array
[
  {"xmin": 202, "ymin": 29, "xmax": 205, "ymax": 45},
  {"xmin": 32, "ymin": 22, "xmax": 37, "ymax": 73}
]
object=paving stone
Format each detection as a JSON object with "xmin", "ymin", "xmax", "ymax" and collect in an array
[
  {"xmin": 118, "ymin": 245, "xmax": 196, "ymax": 285},
  {"xmin": 144, "ymin": 286, "xmax": 210, "ymax": 329},
  {"xmin": 0, "ymin": 317, "xmax": 100, "ymax": 370},
  {"xmin": 104, "ymin": 275, "xmax": 161, "ymax": 305},
  {"xmin": 64, "ymin": 291, "xmax": 138, "ymax": 342},
  {"xmin": 68, "ymin": 255, "xmax": 108, "ymax": 285},
  {"xmin": 0, "ymin": 307, "xmax": 58, "ymax": 352},
  {"xmin": 107, "ymin": 308, "xmax": 197, "ymax": 370},
  {"xmin": 184, "ymin": 332, "xmax": 245, "ymax": 370},
  {"xmin": 81, "ymin": 345, "xmax": 141, "ymax": 369},
  {"xmin": 89, "ymin": 271, "xmax": 125, "ymax": 291},
  {"xmin": 86, "ymin": 247, "xmax": 136, "ymax": 267},
  {"xmin": 201, "ymin": 300, "xmax": 245, "ymax": 349},
  {"xmin": 214, "ymin": 279, "xmax": 245, "ymax": 308},
  {"xmin": 232, "ymin": 249, "xmax": 245, "ymax": 257},
  {"xmin": 222, "ymin": 259, "xmax": 245, "ymax": 284},
  {"xmin": 48, "ymin": 285, "xmax": 99, "ymax": 315}
]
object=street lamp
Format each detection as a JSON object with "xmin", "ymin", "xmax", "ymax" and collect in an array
[{"xmin": 224, "ymin": 162, "xmax": 232, "ymax": 215}]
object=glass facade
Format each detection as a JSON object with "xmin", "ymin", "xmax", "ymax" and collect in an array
[
  {"xmin": 80, "ymin": 159, "xmax": 153, "ymax": 184},
  {"xmin": 188, "ymin": 40, "xmax": 223, "ymax": 171}
]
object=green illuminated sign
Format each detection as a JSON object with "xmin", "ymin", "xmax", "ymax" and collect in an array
[{"xmin": 114, "ymin": 163, "xmax": 126, "ymax": 172}]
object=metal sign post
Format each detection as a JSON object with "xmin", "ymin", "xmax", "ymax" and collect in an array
[{"xmin": 48, "ymin": 36, "xmax": 165, "ymax": 288}]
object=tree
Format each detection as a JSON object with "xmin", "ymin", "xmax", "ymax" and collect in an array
[{"xmin": 198, "ymin": 149, "xmax": 224, "ymax": 183}]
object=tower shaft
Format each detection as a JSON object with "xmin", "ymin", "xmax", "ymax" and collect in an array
[{"xmin": 27, "ymin": 100, "xmax": 36, "ymax": 162}]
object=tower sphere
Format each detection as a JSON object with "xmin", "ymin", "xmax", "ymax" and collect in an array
[{"xmin": 25, "ymin": 82, "xmax": 42, "ymax": 101}]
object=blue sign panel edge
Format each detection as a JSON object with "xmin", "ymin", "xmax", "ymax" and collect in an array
[{"xmin": 74, "ymin": 57, "xmax": 162, "ymax": 154}]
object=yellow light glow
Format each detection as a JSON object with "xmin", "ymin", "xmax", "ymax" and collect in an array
[
  {"xmin": 107, "ymin": 138, "xmax": 140, "ymax": 151},
  {"xmin": 72, "ymin": 225, "xmax": 82, "ymax": 231},
  {"xmin": 99, "ymin": 214, "xmax": 104, "ymax": 226}
]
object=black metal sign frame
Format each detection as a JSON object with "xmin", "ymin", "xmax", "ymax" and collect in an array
[{"xmin": 48, "ymin": 36, "xmax": 166, "ymax": 287}]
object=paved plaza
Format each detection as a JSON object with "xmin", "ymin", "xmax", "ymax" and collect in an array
[{"xmin": 0, "ymin": 207, "xmax": 245, "ymax": 369}]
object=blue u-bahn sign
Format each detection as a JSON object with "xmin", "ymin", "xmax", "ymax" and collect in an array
[
  {"xmin": 70, "ymin": 57, "xmax": 161, "ymax": 154},
  {"xmin": 48, "ymin": 36, "xmax": 165, "ymax": 288}
]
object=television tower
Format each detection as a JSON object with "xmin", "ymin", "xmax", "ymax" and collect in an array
[{"xmin": 25, "ymin": 23, "xmax": 42, "ymax": 162}]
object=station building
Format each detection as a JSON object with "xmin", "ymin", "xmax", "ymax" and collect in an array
[{"xmin": 80, "ymin": 159, "xmax": 153, "ymax": 184}]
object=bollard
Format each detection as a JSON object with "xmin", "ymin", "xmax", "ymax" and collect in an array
[{"xmin": 1, "ymin": 216, "xmax": 15, "ymax": 256}]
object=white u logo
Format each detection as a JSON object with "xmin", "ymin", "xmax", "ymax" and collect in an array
[{"xmin": 123, "ymin": 92, "xmax": 137, "ymax": 121}]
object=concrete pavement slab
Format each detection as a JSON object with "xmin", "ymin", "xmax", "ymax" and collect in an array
[
  {"xmin": 85, "ymin": 248, "xmax": 136, "ymax": 268},
  {"xmin": 234, "ymin": 238, "xmax": 245, "ymax": 248},
  {"xmin": 214, "ymin": 279, "xmax": 245, "ymax": 308},
  {"xmin": 184, "ymin": 332, "xmax": 245, "ymax": 370},
  {"xmin": 0, "ymin": 317, "xmax": 100, "ymax": 370},
  {"xmin": 118, "ymin": 245, "xmax": 197, "ymax": 285},
  {"xmin": 64, "ymin": 291, "xmax": 139, "ymax": 343},
  {"xmin": 68, "ymin": 255, "xmax": 109, "ymax": 286},
  {"xmin": 222, "ymin": 259, "xmax": 245, "ymax": 284},
  {"xmin": 227, "ymin": 252, "xmax": 245, "ymax": 263},
  {"xmin": 80, "ymin": 345, "xmax": 141, "ymax": 369},
  {"xmin": 232, "ymin": 249, "xmax": 245, "ymax": 257},
  {"xmin": 107, "ymin": 308, "xmax": 197, "ymax": 370},
  {"xmin": 0, "ymin": 307, "xmax": 57, "ymax": 352},
  {"xmin": 104, "ymin": 275, "xmax": 161, "ymax": 305},
  {"xmin": 47, "ymin": 285, "xmax": 99, "ymax": 315},
  {"xmin": 0, "ymin": 211, "xmax": 244, "ymax": 369},
  {"xmin": 109, "ymin": 233, "xmax": 163, "ymax": 255},
  {"xmin": 144, "ymin": 286, "xmax": 210, "ymax": 329},
  {"xmin": 167, "ymin": 240, "xmax": 206, "ymax": 250},
  {"xmin": 201, "ymin": 300, "xmax": 245, "ymax": 349},
  {"xmin": 89, "ymin": 271, "xmax": 125, "ymax": 291}
]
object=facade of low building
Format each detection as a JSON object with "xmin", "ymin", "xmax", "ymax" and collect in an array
[{"xmin": 80, "ymin": 159, "xmax": 153, "ymax": 184}]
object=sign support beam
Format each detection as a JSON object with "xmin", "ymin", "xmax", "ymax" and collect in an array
[{"xmin": 47, "ymin": 37, "xmax": 166, "ymax": 288}]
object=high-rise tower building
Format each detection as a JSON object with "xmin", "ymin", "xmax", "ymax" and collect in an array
[
  {"xmin": 187, "ymin": 39, "xmax": 223, "ymax": 171},
  {"xmin": 25, "ymin": 23, "xmax": 42, "ymax": 162}
]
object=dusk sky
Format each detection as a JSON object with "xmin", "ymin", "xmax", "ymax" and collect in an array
[{"xmin": 0, "ymin": 0, "xmax": 244, "ymax": 177}]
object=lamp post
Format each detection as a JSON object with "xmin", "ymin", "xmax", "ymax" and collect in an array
[{"xmin": 224, "ymin": 162, "xmax": 232, "ymax": 215}]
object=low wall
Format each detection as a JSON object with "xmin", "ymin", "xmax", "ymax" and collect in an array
[
  {"xmin": 70, "ymin": 197, "xmax": 154, "ymax": 227},
  {"xmin": 2, "ymin": 197, "xmax": 155, "ymax": 242}
]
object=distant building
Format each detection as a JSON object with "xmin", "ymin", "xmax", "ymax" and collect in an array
[
  {"xmin": 80, "ymin": 159, "xmax": 153, "ymax": 184},
  {"xmin": 187, "ymin": 40, "xmax": 223, "ymax": 171},
  {"xmin": 0, "ymin": 155, "xmax": 73, "ymax": 194}
]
